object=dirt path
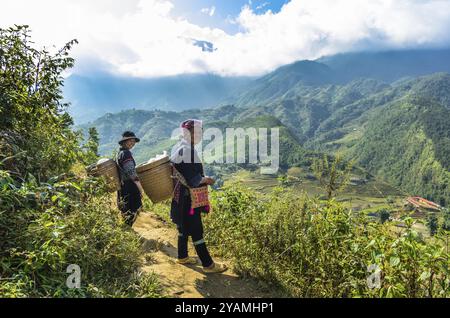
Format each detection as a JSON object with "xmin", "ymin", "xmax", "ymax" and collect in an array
[{"xmin": 133, "ymin": 212, "xmax": 279, "ymax": 298}]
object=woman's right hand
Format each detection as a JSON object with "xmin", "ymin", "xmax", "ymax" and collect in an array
[{"xmin": 201, "ymin": 176, "xmax": 215, "ymax": 186}]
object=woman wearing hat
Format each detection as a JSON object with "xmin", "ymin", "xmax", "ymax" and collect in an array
[
  {"xmin": 170, "ymin": 119, "xmax": 227, "ymax": 274},
  {"xmin": 117, "ymin": 131, "xmax": 144, "ymax": 226}
]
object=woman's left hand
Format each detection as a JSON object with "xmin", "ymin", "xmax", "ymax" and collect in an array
[{"xmin": 135, "ymin": 180, "xmax": 145, "ymax": 198}]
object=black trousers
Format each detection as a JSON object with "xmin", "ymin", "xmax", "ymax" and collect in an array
[
  {"xmin": 177, "ymin": 211, "xmax": 213, "ymax": 267},
  {"xmin": 117, "ymin": 180, "xmax": 142, "ymax": 226}
]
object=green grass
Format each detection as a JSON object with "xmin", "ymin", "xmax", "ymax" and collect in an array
[{"xmin": 224, "ymin": 169, "xmax": 405, "ymax": 214}]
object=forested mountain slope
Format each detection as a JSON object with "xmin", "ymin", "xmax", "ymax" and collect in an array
[
  {"xmin": 85, "ymin": 72, "xmax": 450, "ymax": 205},
  {"xmin": 350, "ymin": 95, "xmax": 450, "ymax": 206}
]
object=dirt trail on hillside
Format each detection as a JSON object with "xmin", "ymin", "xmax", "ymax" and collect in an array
[{"xmin": 133, "ymin": 212, "xmax": 279, "ymax": 298}]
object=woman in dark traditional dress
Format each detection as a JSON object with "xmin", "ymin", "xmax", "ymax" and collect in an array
[
  {"xmin": 170, "ymin": 119, "xmax": 227, "ymax": 274},
  {"xmin": 117, "ymin": 131, "xmax": 144, "ymax": 226}
]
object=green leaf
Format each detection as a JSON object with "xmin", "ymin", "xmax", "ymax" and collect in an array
[
  {"xmin": 390, "ymin": 256, "xmax": 400, "ymax": 267},
  {"xmin": 419, "ymin": 271, "xmax": 431, "ymax": 281}
]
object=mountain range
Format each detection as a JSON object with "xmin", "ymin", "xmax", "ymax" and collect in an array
[{"xmin": 78, "ymin": 49, "xmax": 450, "ymax": 206}]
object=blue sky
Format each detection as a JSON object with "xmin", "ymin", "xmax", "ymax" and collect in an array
[
  {"xmin": 1, "ymin": 0, "xmax": 450, "ymax": 77},
  {"xmin": 169, "ymin": 0, "xmax": 291, "ymax": 33}
]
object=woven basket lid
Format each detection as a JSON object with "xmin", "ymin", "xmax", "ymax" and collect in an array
[
  {"xmin": 137, "ymin": 155, "xmax": 170, "ymax": 173},
  {"xmin": 96, "ymin": 158, "xmax": 115, "ymax": 169}
]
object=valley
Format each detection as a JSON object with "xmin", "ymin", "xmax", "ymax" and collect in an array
[
  {"xmin": 81, "ymin": 70, "xmax": 450, "ymax": 210},
  {"xmin": 226, "ymin": 169, "xmax": 405, "ymax": 211}
]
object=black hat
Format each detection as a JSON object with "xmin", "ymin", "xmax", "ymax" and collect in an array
[{"xmin": 119, "ymin": 131, "xmax": 140, "ymax": 145}]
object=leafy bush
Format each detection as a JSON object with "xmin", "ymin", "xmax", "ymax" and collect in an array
[
  {"xmin": 0, "ymin": 25, "xmax": 83, "ymax": 179},
  {"xmin": 205, "ymin": 184, "xmax": 450, "ymax": 297},
  {"xmin": 0, "ymin": 25, "xmax": 161, "ymax": 298},
  {"xmin": 378, "ymin": 209, "xmax": 391, "ymax": 224},
  {"xmin": 427, "ymin": 214, "xmax": 439, "ymax": 237},
  {"xmin": 0, "ymin": 169, "xmax": 162, "ymax": 298}
]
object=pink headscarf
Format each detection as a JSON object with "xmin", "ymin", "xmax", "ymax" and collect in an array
[
  {"xmin": 180, "ymin": 119, "xmax": 203, "ymax": 142},
  {"xmin": 181, "ymin": 119, "xmax": 203, "ymax": 130}
]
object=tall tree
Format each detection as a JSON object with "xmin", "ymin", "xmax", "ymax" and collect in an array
[
  {"xmin": 0, "ymin": 25, "xmax": 79, "ymax": 179},
  {"xmin": 82, "ymin": 127, "xmax": 100, "ymax": 164},
  {"xmin": 312, "ymin": 154, "xmax": 353, "ymax": 200},
  {"xmin": 426, "ymin": 213, "xmax": 439, "ymax": 237}
]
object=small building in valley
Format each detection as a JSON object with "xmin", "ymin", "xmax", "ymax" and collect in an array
[{"xmin": 404, "ymin": 197, "xmax": 442, "ymax": 218}]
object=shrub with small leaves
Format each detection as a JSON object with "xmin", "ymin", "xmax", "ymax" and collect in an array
[{"xmin": 204, "ymin": 183, "xmax": 450, "ymax": 298}]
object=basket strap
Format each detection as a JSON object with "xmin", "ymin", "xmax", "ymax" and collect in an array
[
  {"xmin": 114, "ymin": 150, "xmax": 126, "ymax": 186},
  {"xmin": 171, "ymin": 165, "xmax": 191, "ymax": 189}
]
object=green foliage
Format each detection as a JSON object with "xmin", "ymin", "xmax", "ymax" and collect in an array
[
  {"xmin": 277, "ymin": 174, "xmax": 289, "ymax": 187},
  {"xmin": 0, "ymin": 169, "xmax": 162, "ymax": 298},
  {"xmin": 204, "ymin": 184, "xmax": 450, "ymax": 297},
  {"xmin": 312, "ymin": 153, "xmax": 353, "ymax": 200},
  {"xmin": 228, "ymin": 115, "xmax": 311, "ymax": 169},
  {"xmin": 0, "ymin": 26, "xmax": 162, "ymax": 298},
  {"xmin": 442, "ymin": 209, "xmax": 450, "ymax": 231},
  {"xmin": 427, "ymin": 214, "xmax": 439, "ymax": 237},
  {"xmin": 378, "ymin": 209, "xmax": 391, "ymax": 224},
  {"xmin": 0, "ymin": 25, "xmax": 83, "ymax": 179},
  {"xmin": 351, "ymin": 95, "xmax": 450, "ymax": 206},
  {"xmin": 81, "ymin": 127, "xmax": 100, "ymax": 165}
]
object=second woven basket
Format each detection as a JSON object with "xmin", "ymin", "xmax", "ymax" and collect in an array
[{"xmin": 136, "ymin": 155, "xmax": 173, "ymax": 203}]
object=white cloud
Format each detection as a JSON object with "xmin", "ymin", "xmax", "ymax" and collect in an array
[
  {"xmin": 201, "ymin": 6, "xmax": 216, "ymax": 17},
  {"xmin": 1, "ymin": 0, "xmax": 450, "ymax": 77},
  {"xmin": 256, "ymin": 2, "xmax": 270, "ymax": 11}
]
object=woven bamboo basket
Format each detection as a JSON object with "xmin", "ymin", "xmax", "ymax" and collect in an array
[
  {"xmin": 136, "ymin": 155, "xmax": 173, "ymax": 203},
  {"xmin": 87, "ymin": 158, "xmax": 121, "ymax": 192}
]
